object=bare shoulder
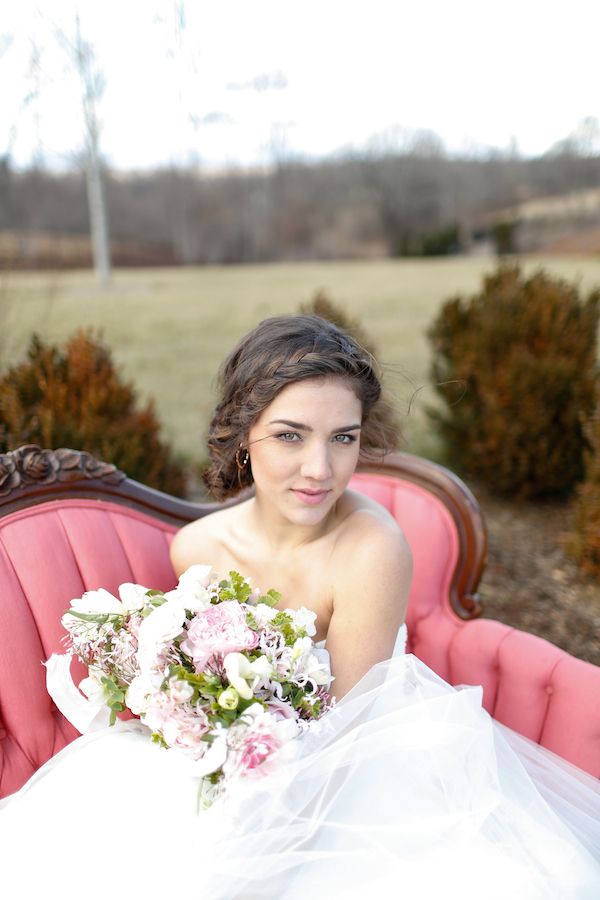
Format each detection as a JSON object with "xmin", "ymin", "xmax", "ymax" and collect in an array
[
  {"xmin": 325, "ymin": 491, "xmax": 413, "ymax": 697},
  {"xmin": 337, "ymin": 490, "xmax": 412, "ymax": 562},
  {"xmin": 169, "ymin": 504, "xmax": 237, "ymax": 577},
  {"xmin": 333, "ymin": 490, "xmax": 413, "ymax": 594}
]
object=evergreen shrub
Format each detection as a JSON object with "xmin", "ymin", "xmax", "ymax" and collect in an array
[
  {"xmin": 568, "ymin": 388, "xmax": 600, "ymax": 575},
  {"xmin": 427, "ymin": 265, "xmax": 599, "ymax": 497},
  {"xmin": 421, "ymin": 224, "xmax": 462, "ymax": 257},
  {"xmin": 0, "ymin": 329, "xmax": 186, "ymax": 496}
]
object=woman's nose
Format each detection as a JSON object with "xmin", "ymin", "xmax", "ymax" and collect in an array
[{"xmin": 300, "ymin": 442, "xmax": 333, "ymax": 481}]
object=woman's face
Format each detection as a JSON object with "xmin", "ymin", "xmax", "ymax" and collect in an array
[{"xmin": 247, "ymin": 376, "xmax": 362, "ymax": 528}]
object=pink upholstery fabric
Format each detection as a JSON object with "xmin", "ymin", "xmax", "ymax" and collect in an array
[
  {"xmin": 349, "ymin": 473, "xmax": 600, "ymax": 777},
  {"xmin": 349, "ymin": 473, "xmax": 464, "ymax": 676},
  {"xmin": 448, "ymin": 619, "xmax": 600, "ymax": 776},
  {"xmin": 1, "ymin": 477, "xmax": 598, "ymax": 799},
  {"xmin": 0, "ymin": 500, "xmax": 178, "ymax": 799}
]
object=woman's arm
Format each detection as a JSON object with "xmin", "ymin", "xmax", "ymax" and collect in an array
[{"xmin": 325, "ymin": 515, "xmax": 412, "ymax": 700}]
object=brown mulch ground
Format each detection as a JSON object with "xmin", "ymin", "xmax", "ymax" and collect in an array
[{"xmin": 472, "ymin": 482, "xmax": 600, "ymax": 666}]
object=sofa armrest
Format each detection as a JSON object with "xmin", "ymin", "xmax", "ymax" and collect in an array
[{"xmin": 446, "ymin": 618, "xmax": 600, "ymax": 776}]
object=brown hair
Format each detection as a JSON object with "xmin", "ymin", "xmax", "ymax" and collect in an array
[{"xmin": 204, "ymin": 314, "xmax": 399, "ymax": 499}]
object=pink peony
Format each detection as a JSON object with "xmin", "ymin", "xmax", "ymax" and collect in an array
[
  {"xmin": 223, "ymin": 707, "xmax": 299, "ymax": 780},
  {"xmin": 141, "ymin": 691, "xmax": 178, "ymax": 732},
  {"xmin": 161, "ymin": 707, "xmax": 210, "ymax": 755},
  {"xmin": 239, "ymin": 730, "xmax": 281, "ymax": 771},
  {"xmin": 181, "ymin": 601, "xmax": 258, "ymax": 670},
  {"xmin": 225, "ymin": 726, "xmax": 283, "ymax": 779}
]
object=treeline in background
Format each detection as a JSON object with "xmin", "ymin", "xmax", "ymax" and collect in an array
[{"xmin": 2, "ymin": 138, "xmax": 600, "ymax": 269}]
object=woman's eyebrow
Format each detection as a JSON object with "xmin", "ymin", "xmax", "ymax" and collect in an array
[
  {"xmin": 331, "ymin": 424, "xmax": 361, "ymax": 433},
  {"xmin": 268, "ymin": 419, "xmax": 361, "ymax": 433}
]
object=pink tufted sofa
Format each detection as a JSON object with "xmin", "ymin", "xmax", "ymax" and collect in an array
[{"xmin": 0, "ymin": 445, "xmax": 598, "ymax": 800}]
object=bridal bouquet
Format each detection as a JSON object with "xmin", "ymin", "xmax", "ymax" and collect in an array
[{"xmin": 46, "ymin": 565, "xmax": 333, "ymax": 806}]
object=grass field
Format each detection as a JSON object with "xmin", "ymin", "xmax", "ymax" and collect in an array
[{"xmin": 2, "ymin": 255, "xmax": 600, "ymax": 465}]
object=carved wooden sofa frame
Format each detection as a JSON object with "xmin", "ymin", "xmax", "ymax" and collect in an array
[{"xmin": 0, "ymin": 444, "xmax": 598, "ymax": 800}]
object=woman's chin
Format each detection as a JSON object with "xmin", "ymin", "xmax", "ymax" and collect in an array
[
  {"xmin": 283, "ymin": 491, "xmax": 338, "ymax": 527},
  {"xmin": 254, "ymin": 486, "xmax": 342, "ymax": 529}
]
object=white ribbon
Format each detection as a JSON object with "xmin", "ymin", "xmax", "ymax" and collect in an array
[{"xmin": 44, "ymin": 654, "xmax": 111, "ymax": 734}]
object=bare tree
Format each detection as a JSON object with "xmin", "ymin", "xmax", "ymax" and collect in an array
[
  {"xmin": 51, "ymin": 13, "xmax": 111, "ymax": 285},
  {"xmin": 1, "ymin": 33, "xmax": 37, "ymax": 162},
  {"xmin": 73, "ymin": 13, "xmax": 111, "ymax": 286}
]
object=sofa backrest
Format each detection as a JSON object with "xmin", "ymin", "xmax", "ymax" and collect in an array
[
  {"xmin": 1, "ymin": 445, "xmax": 597, "ymax": 791},
  {"xmin": 349, "ymin": 471, "xmax": 476, "ymax": 677},
  {"xmin": 0, "ymin": 499, "xmax": 179, "ymax": 798}
]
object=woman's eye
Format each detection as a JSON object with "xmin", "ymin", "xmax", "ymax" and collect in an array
[
  {"xmin": 332, "ymin": 434, "xmax": 356, "ymax": 444},
  {"xmin": 277, "ymin": 432, "xmax": 301, "ymax": 442}
]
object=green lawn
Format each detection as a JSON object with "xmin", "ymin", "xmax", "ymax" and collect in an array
[{"xmin": 2, "ymin": 255, "xmax": 600, "ymax": 465}]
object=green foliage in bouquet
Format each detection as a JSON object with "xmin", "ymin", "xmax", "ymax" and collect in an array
[
  {"xmin": 0, "ymin": 329, "xmax": 186, "ymax": 496},
  {"xmin": 568, "ymin": 387, "xmax": 600, "ymax": 576},
  {"xmin": 427, "ymin": 265, "xmax": 599, "ymax": 497}
]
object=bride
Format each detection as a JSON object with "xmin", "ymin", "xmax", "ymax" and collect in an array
[{"xmin": 1, "ymin": 314, "xmax": 599, "ymax": 899}]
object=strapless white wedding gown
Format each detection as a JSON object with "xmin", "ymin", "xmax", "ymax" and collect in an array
[{"xmin": 1, "ymin": 624, "xmax": 599, "ymax": 899}]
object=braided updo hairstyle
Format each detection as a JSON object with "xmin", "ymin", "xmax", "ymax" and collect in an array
[{"xmin": 203, "ymin": 314, "xmax": 399, "ymax": 500}]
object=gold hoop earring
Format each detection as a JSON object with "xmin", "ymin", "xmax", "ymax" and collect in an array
[{"xmin": 235, "ymin": 446, "xmax": 249, "ymax": 470}]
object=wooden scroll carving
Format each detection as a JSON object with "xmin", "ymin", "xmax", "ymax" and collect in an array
[{"xmin": 0, "ymin": 445, "xmax": 125, "ymax": 497}]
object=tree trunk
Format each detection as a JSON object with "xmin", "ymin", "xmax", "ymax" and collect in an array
[
  {"xmin": 86, "ymin": 151, "xmax": 111, "ymax": 287},
  {"xmin": 75, "ymin": 14, "xmax": 112, "ymax": 287}
]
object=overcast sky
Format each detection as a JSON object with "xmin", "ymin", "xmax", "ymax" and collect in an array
[{"xmin": 2, "ymin": 0, "xmax": 599, "ymax": 171}]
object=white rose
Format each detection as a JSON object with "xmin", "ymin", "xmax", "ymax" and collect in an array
[
  {"xmin": 126, "ymin": 672, "xmax": 161, "ymax": 714},
  {"xmin": 251, "ymin": 603, "xmax": 278, "ymax": 628},
  {"xmin": 165, "ymin": 564, "xmax": 214, "ymax": 613},
  {"xmin": 118, "ymin": 582, "xmax": 150, "ymax": 611},
  {"xmin": 137, "ymin": 601, "xmax": 186, "ymax": 670},
  {"xmin": 288, "ymin": 606, "xmax": 317, "ymax": 637},
  {"xmin": 180, "ymin": 564, "xmax": 214, "ymax": 588}
]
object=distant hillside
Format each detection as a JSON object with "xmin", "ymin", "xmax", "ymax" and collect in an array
[
  {"xmin": 540, "ymin": 224, "xmax": 600, "ymax": 254},
  {"xmin": 471, "ymin": 187, "xmax": 600, "ymax": 255}
]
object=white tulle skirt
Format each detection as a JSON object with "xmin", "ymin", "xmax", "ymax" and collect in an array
[{"xmin": 2, "ymin": 653, "xmax": 599, "ymax": 899}]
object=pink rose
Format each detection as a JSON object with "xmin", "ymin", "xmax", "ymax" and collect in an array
[{"xmin": 181, "ymin": 602, "xmax": 258, "ymax": 670}]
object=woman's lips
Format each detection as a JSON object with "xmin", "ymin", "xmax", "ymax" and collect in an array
[{"xmin": 291, "ymin": 488, "xmax": 331, "ymax": 505}]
